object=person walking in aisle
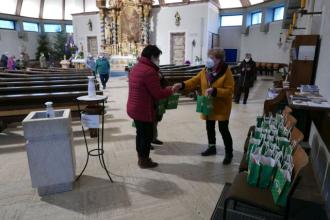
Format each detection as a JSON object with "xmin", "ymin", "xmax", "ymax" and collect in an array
[
  {"xmin": 127, "ymin": 45, "xmax": 179, "ymax": 168},
  {"xmin": 173, "ymin": 48, "xmax": 235, "ymax": 165},
  {"xmin": 235, "ymin": 53, "xmax": 256, "ymax": 104},
  {"xmin": 95, "ymin": 53, "xmax": 110, "ymax": 89},
  {"xmin": 86, "ymin": 54, "xmax": 96, "ymax": 77}
]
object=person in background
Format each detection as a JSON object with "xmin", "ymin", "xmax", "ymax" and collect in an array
[
  {"xmin": 127, "ymin": 45, "xmax": 179, "ymax": 169},
  {"xmin": 7, "ymin": 55, "xmax": 16, "ymax": 70},
  {"xmin": 39, "ymin": 53, "xmax": 47, "ymax": 68},
  {"xmin": 1, "ymin": 52, "xmax": 8, "ymax": 68},
  {"xmin": 173, "ymin": 48, "xmax": 234, "ymax": 165},
  {"xmin": 95, "ymin": 53, "xmax": 110, "ymax": 89},
  {"xmin": 86, "ymin": 54, "xmax": 96, "ymax": 77},
  {"xmin": 235, "ymin": 53, "xmax": 256, "ymax": 104},
  {"xmin": 16, "ymin": 54, "xmax": 25, "ymax": 70},
  {"xmin": 22, "ymin": 52, "xmax": 29, "ymax": 68}
]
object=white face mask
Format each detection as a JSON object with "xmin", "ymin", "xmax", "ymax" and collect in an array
[
  {"xmin": 245, "ymin": 58, "xmax": 250, "ymax": 62},
  {"xmin": 152, "ymin": 57, "xmax": 160, "ymax": 67},
  {"xmin": 206, "ymin": 58, "xmax": 215, "ymax": 69}
]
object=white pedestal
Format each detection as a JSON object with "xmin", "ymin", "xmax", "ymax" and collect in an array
[{"xmin": 22, "ymin": 109, "xmax": 76, "ymax": 196}]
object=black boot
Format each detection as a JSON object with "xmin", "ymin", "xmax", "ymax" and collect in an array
[
  {"xmin": 201, "ymin": 146, "xmax": 216, "ymax": 156},
  {"xmin": 138, "ymin": 157, "xmax": 158, "ymax": 169},
  {"xmin": 223, "ymin": 155, "xmax": 233, "ymax": 165}
]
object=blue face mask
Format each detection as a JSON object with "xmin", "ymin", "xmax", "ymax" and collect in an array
[{"xmin": 206, "ymin": 58, "xmax": 215, "ymax": 69}]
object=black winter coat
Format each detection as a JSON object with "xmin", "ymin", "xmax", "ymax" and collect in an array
[{"xmin": 238, "ymin": 59, "xmax": 256, "ymax": 88}]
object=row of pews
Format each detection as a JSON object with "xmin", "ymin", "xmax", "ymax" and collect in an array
[
  {"xmin": 0, "ymin": 68, "xmax": 101, "ymax": 131},
  {"xmin": 159, "ymin": 64, "xmax": 240, "ymax": 97}
]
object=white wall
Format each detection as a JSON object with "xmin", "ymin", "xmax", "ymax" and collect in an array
[
  {"xmin": 314, "ymin": 0, "xmax": 330, "ymax": 101},
  {"xmin": 151, "ymin": 3, "xmax": 217, "ymax": 65},
  {"xmin": 72, "ymin": 13, "xmax": 101, "ymax": 57},
  {"xmin": 219, "ymin": 26, "xmax": 242, "ymax": 59},
  {"xmin": 0, "ymin": 30, "xmax": 58, "ymax": 59},
  {"xmin": 240, "ymin": 21, "xmax": 290, "ymax": 63}
]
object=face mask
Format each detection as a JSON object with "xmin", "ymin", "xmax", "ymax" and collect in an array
[
  {"xmin": 206, "ymin": 58, "xmax": 215, "ymax": 69},
  {"xmin": 152, "ymin": 58, "xmax": 160, "ymax": 67},
  {"xmin": 245, "ymin": 58, "xmax": 250, "ymax": 62}
]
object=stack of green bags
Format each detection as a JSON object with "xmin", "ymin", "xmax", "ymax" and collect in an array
[{"xmin": 246, "ymin": 113, "xmax": 294, "ymax": 207}]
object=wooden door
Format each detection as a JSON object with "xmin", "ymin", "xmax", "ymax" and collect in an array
[
  {"xmin": 170, "ymin": 33, "xmax": 185, "ymax": 65},
  {"xmin": 87, "ymin": 36, "xmax": 98, "ymax": 57}
]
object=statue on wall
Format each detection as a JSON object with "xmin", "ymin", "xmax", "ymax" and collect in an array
[{"xmin": 175, "ymin": 11, "xmax": 181, "ymax": 26}]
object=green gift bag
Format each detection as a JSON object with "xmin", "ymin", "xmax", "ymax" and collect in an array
[
  {"xmin": 158, "ymin": 98, "xmax": 168, "ymax": 115},
  {"xmin": 256, "ymin": 116, "xmax": 263, "ymax": 128},
  {"xmin": 277, "ymin": 137, "xmax": 290, "ymax": 151},
  {"xmin": 196, "ymin": 95, "xmax": 213, "ymax": 116},
  {"xmin": 247, "ymin": 148, "xmax": 262, "ymax": 186},
  {"xmin": 166, "ymin": 94, "xmax": 180, "ymax": 109},
  {"xmin": 202, "ymin": 96, "xmax": 213, "ymax": 116},
  {"xmin": 271, "ymin": 168, "xmax": 291, "ymax": 206},
  {"xmin": 258, "ymin": 155, "xmax": 276, "ymax": 189},
  {"xmin": 246, "ymin": 138, "xmax": 261, "ymax": 164},
  {"xmin": 196, "ymin": 95, "xmax": 203, "ymax": 113}
]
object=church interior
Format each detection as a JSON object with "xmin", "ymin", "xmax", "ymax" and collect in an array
[{"xmin": 0, "ymin": 0, "xmax": 330, "ymax": 219}]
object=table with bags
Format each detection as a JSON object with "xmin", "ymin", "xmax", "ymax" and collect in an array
[{"xmin": 246, "ymin": 113, "xmax": 295, "ymax": 207}]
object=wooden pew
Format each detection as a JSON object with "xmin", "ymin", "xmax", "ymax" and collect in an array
[
  {"xmin": 0, "ymin": 75, "xmax": 89, "ymax": 81},
  {"xmin": 27, "ymin": 67, "xmax": 91, "ymax": 73},
  {"xmin": 160, "ymin": 64, "xmax": 189, "ymax": 70},
  {"xmin": 0, "ymin": 90, "xmax": 103, "ymax": 131},
  {"xmin": 0, "ymin": 79, "xmax": 90, "ymax": 87},
  {"xmin": 6, "ymin": 69, "xmax": 91, "ymax": 76},
  {"xmin": 0, "ymin": 83, "xmax": 90, "ymax": 95}
]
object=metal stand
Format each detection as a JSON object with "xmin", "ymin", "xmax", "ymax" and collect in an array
[{"xmin": 76, "ymin": 95, "xmax": 113, "ymax": 182}]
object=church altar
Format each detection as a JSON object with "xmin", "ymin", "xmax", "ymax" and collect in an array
[
  {"xmin": 71, "ymin": 59, "xmax": 86, "ymax": 69},
  {"xmin": 96, "ymin": 0, "xmax": 152, "ymax": 57},
  {"xmin": 110, "ymin": 55, "xmax": 136, "ymax": 71}
]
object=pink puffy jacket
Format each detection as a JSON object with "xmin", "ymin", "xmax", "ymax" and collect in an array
[{"xmin": 127, "ymin": 57, "xmax": 172, "ymax": 122}]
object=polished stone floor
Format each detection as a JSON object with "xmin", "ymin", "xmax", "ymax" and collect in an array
[{"xmin": 0, "ymin": 76, "xmax": 272, "ymax": 220}]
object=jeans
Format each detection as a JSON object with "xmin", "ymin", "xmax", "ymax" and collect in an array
[
  {"xmin": 99, "ymin": 74, "xmax": 109, "ymax": 88},
  {"xmin": 134, "ymin": 120, "xmax": 153, "ymax": 158},
  {"xmin": 206, "ymin": 120, "xmax": 233, "ymax": 157},
  {"xmin": 235, "ymin": 86, "xmax": 250, "ymax": 103}
]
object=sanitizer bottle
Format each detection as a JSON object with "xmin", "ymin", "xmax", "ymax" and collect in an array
[{"xmin": 45, "ymin": 102, "xmax": 55, "ymax": 118}]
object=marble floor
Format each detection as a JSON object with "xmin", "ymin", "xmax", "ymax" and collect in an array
[{"xmin": 0, "ymin": 76, "xmax": 272, "ymax": 220}]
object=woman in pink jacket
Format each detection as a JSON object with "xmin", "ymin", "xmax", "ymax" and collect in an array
[
  {"xmin": 127, "ymin": 45, "xmax": 178, "ymax": 168},
  {"xmin": 7, "ymin": 56, "xmax": 16, "ymax": 70}
]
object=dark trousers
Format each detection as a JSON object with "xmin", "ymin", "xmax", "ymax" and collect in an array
[
  {"xmin": 206, "ymin": 120, "xmax": 233, "ymax": 157},
  {"xmin": 235, "ymin": 86, "xmax": 250, "ymax": 103},
  {"xmin": 134, "ymin": 120, "xmax": 153, "ymax": 158},
  {"xmin": 99, "ymin": 74, "xmax": 109, "ymax": 88}
]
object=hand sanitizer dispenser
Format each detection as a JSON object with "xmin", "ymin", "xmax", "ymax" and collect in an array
[
  {"xmin": 88, "ymin": 76, "xmax": 96, "ymax": 97},
  {"xmin": 45, "ymin": 102, "xmax": 55, "ymax": 118}
]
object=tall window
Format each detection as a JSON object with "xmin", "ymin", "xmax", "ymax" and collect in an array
[
  {"xmin": 44, "ymin": 24, "xmax": 62, "ymax": 33},
  {"xmin": 66, "ymin": 25, "xmax": 73, "ymax": 33},
  {"xmin": 23, "ymin": 22, "xmax": 39, "ymax": 32},
  {"xmin": 251, "ymin": 12, "xmax": 262, "ymax": 25},
  {"xmin": 273, "ymin": 6, "xmax": 285, "ymax": 21},
  {"xmin": 0, "ymin": 20, "xmax": 15, "ymax": 30},
  {"xmin": 220, "ymin": 15, "xmax": 243, "ymax": 27}
]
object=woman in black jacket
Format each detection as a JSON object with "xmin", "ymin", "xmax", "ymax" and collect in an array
[{"xmin": 235, "ymin": 53, "xmax": 256, "ymax": 104}]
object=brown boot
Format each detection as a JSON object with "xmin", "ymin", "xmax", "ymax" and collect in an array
[{"xmin": 138, "ymin": 157, "xmax": 158, "ymax": 169}]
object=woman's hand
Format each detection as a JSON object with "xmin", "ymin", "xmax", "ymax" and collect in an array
[
  {"xmin": 172, "ymin": 83, "xmax": 182, "ymax": 93},
  {"xmin": 205, "ymin": 88, "xmax": 215, "ymax": 96}
]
